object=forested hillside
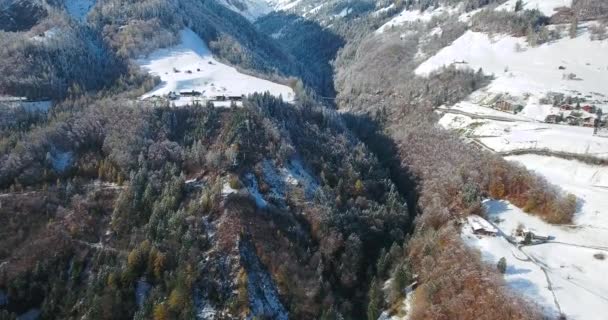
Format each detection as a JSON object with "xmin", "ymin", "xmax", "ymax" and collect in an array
[{"xmin": 1, "ymin": 0, "xmax": 601, "ymax": 319}]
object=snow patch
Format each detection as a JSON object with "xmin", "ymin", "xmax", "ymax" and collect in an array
[
  {"xmin": 496, "ymin": 0, "xmax": 571, "ymax": 17},
  {"xmin": 217, "ymin": 0, "xmax": 273, "ymax": 21},
  {"xmin": 377, "ymin": 6, "xmax": 459, "ymax": 33},
  {"xmin": 135, "ymin": 279, "xmax": 152, "ymax": 308},
  {"xmin": 65, "ymin": 0, "xmax": 96, "ymax": 21},
  {"xmin": 245, "ymin": 173, "xmax": 268, "ymax": 208},
  {"xmin": 49, "ymin": 151, "xmax": 73, "ymax": 172},
  {"xmin": 239, "ymin": 239, "xmax": 289, "ymax": 320}
]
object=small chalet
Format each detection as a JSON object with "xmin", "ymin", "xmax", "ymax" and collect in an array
[
  {"xmin": 494, "ymin": 100, "xmax": 521, "ymax": 113},
  {"xmin": 582, "ymin": 116, "xmax": 596, "ymax": 127},
  {"xmin": 180, "ymin": 90, "xmax": 202, "ymax": 97},
  {"xmin": 560, "ymin": 104, "xmax": 573, "ymax": 111},
  {"xmin": 467, "ymin": 215, "xmax": 498, "ymax": 236},
  {"xmin": 167, "ymin": 92, "xmax": 179, "ymax": 100},
  {"xmin": 565, "ymin": 115, "xmax": 581, "ymax": 125},
  {"xmin": 545, "ymin": 114, "xmax": 559, "ymax": 123},
  {"xmin": 228, "ymin": 95, "xmax": 244, "ymax": 101}
]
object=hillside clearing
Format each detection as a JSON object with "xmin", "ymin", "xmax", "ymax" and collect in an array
[{"xmin": 137, "ymin": 29, "xmax": 295, "ymax": 107}]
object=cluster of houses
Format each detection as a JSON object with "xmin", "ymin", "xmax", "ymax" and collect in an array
[
  {"xmin": 466, "ymin": 215, "xmax": 553, "ymax": 245},
  {"xmin": 0, "ymin": 96, "xmax": 52, "ymax": 112},
  {"xmin": 165, "ymin": 90, "xmax": 245, "ymax": 102},
  {"xmin": 544, "ymin": 103, "xmax": 606, "ymax": 128},
  {"xmin": 144, "ymin": 91, "xmax": 246, "ymax": 106}
]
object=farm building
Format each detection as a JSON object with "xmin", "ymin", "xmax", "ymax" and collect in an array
[
  {"xmin": 545, "ymin": 114, "xmax": 559, "ymax": 123},
  {"xmin": 180, "ymin": 90, "xmax": 202, "ymax": 97},
  {"xmin": 582, "ymin": 116, "xmax": 596, "ymax": 127},
  {"xmin": 467, "ymin": 215, "xmax": 498, "ymax": 236}
]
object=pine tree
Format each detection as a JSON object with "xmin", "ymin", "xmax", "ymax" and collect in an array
[
  {"xmin": 570, "ymin": 17, "xmax": 579, "ymax": 38},
  {"xmin": 367, "ymin": 278, "xmax": 382, "ymax": 320},
  {"xmin": 514, "ymin": 0, "xmax": 523, "ymax": 12},
  {"xmin": 497, "ymin": 257, "xmax": 507, "ymax": 274}
]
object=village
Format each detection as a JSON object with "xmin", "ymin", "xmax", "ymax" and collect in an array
[{"xmin": 480, "ymin": 91, "xmax": 608, "ymax": 134}]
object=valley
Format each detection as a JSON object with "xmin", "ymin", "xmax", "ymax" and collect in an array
[{"xmin": 1, "ymin": 0, "xmax": 608, "ymax": 319}]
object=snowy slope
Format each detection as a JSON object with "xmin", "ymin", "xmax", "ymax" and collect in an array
[
  {"xmin": 217, "ymin": 0, "xmax": 273, "ymax": 21},
  {"xmin": 137, "ymin": 29, "xmax": 294, "ymax": 107},
  {"xmin": 377, "ymin": 6, "xmax": 459, "ymax": 33},
  {"xmin": 506, "ymin": 155, "xmax": 608, "ymax": 228},
  {"xmin": 416, "ymin": 29, "xmax": 608, "ymax": 99},
  {"xmin": 265, "ymin": 0, "xmax": 302, "ymax": 11},
  {"xmin": 464, "ymin": 199, "xmax": 608, "ymax": 320},
  {"xmin": 496, "ymin": 0, "xmax": 571, "ymax": 17},
  {"xmin": 64, "ymin": 0, "xmax": 96, "ymax": 21}
]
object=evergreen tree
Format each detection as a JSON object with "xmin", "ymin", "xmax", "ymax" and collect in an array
[{"xmin": 497, "ymin": 257, "xmax": 507, "ymax": 274}]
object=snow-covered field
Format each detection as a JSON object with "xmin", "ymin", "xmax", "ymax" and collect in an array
[
  {"xmin": 137, "ymin": 29, "xmax": 294, "ymax": 107},
  {"xmin": 463, "ymin": 154, "xmax": 608, "ymax": 319},
  {"xmin": 464, "ymin": 198, "xmax": 608, "ymax": 319},
  {"xmin": 377, "ymin": 6, "xmax": 459, "ymax": 33},
  {"xmin": 496, "ymin": 0, "xmax": 571, "ymax": 17},
  {"xmin": 440, "ymin": 113, "xmax": 608, "ymax": 157},
  {"xmin": 416, "ymin": 29, "xmax": 608, "ymax": 99},
  {"xmin": 507, "ymin": 155, "xmax": 608, "ymax": 229}
]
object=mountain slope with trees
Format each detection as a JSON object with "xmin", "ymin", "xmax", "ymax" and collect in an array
[{"xmin": 0, "ymin": 0, "xmax": 594, "ymax": 319}]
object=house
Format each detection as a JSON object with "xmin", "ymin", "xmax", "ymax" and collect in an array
[
  {"xmin": 582, "ymin": 116, "xmax": 596, "ymax": 127},
  {"xmin": 560, "ymin": 104, "xmax": 573, "ymax": 111},
  {"xmin": 228, "ymin": 95, "xmax": 244, "ymax": 101},
  {"xmin": 582, "ymin": 105, "xmax": 594, "ymax": 113},
  {"xmin": 467, "ymin": 215, "xmax": 498, "ymax": 236},
  {"xmin": 566, "ymin": 115, "xmax": 581, "ymax": 125},
  {"xmin": 494, "ymin": 100, "xmax": 521, "ymax": 113},
  {"xmin": 166, "ymin": 92, "xmax": 179, "ymax": 100},
  {"xmin": 545, "ymin": 114, "xmax": 559, "ymax": 123},
  {"xmin": 180, "ymin": 90, "xmax": 202, "ymax": 97}
]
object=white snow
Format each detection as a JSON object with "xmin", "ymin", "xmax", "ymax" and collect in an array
[
  {"xmin": 377, "ymin": 6, "xmax": 459, "ymax": 33},
  {"xmin": 265, "ymin": 0, "xmax": 302, "ymax": 11},
  {"xmin": 135, "ymin": 279, "xmax": 152, "ymax": 308},
  {"xmin": 65, "ymin": 0, "xmax": 96, "ymax": 21},
  {"xmin": 335, "ymin": 7, "xmax": 352, "ymax": 18},
  {"xmin": 496, "ymin": 0, "xmax": 571, "ymax": 17},
  {"xmin": 137, "ymin": 29, "xmax": 294, "ymax": 107},
  {"xmin": 464, "ymin": 153, "xmax": 608, "ymax": 319},
  {"xmin": 50, "ymin": 151, "xmax": 73, "ymax": 172},
  {"xmin": 217, "ymin": 0, "xmax": 273, "ymax": 21},
  {"xmin": 222, "ymin": 182, "xmax": 239, "ymax": 197},
  {"xmin": 245, "ymin": 173, "xmax": 268, "ymax": 208},
  {"xmin": 506, "ymin": 155, "xmax": 608, "ymax": 229},
  {"xmin": 441, "ymin": 112, "xmax": 608, "ymax": 157},
  {"xmin": 374, "ymin": 4, "xmax": 395, "ymax": 16},
  {"xmin": 465, "ymin": 199, "xmax": 608, "ymax": 319},
  {"xmin": 416, "ymin": 29, "xmax": 608, "ymax": 99}
]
